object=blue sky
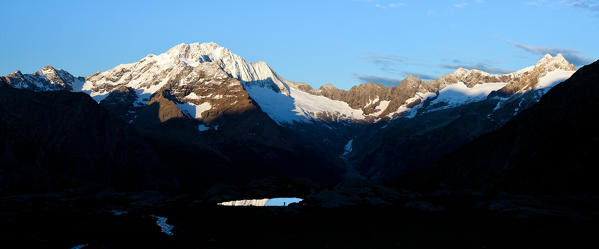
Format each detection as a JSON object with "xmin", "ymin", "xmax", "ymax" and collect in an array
[{"xmin": 1, "ymin": 0, "xmax": 597, "ymax": 89}]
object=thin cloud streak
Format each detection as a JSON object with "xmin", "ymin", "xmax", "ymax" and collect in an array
[
  {"xmin": 507, "ymin": 40, "xmax": 594, "ymax": 66},
  {"xmin": 355, "ymin": 0, "xmax": 405, "ymax": 9},
  {"xmin": 563, "ymin": 0, "xmax": 599, "ymax": 11},
  {"xmin": 374, "ymin": 3, "xmax": 404, "ymax": 9},
  {"xmin": 362, "ymin": 52, "xmax": 512, "ymax": 79},
  {"xmin": 361, "ymin": 53, "xmax": 430, "ymax": 75},
  {"xmin": 525, "ymin": 0, "xmax": 547, "ymax": 6},
  {"xmin": 353, "ymin": 73, "xmax": 404, "ymax": 86},
  {"xmin": 353, "ymin": 71, "xmax": 438, "ymax": 87},
  {"xmin": 440, "ymin": 62, "xmax": 512, "ymax": 74},
  {"xmin": 388, "ymin": 3, "xmax": 405, "ymax": 8},
  {"xmin": 361, "ymin": 53, "xmax": 410, "ymax": 74},
  {"xmin": 527, "ymin": 0, "xmax": 599, "ymax": 12}
]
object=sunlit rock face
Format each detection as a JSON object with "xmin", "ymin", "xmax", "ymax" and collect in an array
[
  {"xmin": 0, "ymin": 43, "xmax": 581, "ymax": 191},
  {"xmin": 5, "ymin": 44, "xmax": 576, "ymax": 126},
  {"xmin": 2, "ymin": 65, "xmax": 85, "ymax": 92}
]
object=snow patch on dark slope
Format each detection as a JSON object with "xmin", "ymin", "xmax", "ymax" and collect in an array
[
  {"xmin": 0, "ymin": 44, "xmax": 580, "ymax": 184},
  {"xmin": 150, "ymin": 215, "xmax": 174, "ymax": 236},
  {"xmin": 342, "ymin": 139, "xmax": 353, "ymax": 157},
  {"xmin": 349, "ymin": 55, "xmax": 578, "ymax": 180},
  {"xmin": 408, "ymin": 59, "xmax": 599, "ymax": 194},
  {"xmin": 2, "ymin": 65, "xmax": 85, "ymax": 92},
  {"xmin": 3, "ymin": 43, "xmax": 576, "ymax": 130}
]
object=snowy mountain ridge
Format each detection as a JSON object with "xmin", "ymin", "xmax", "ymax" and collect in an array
[
  {"xmin": 165, "ymin": 43, "xmax": 292, "ymax": 94},
  {"xmin": 82, "ymin": 42, "xmax": 291, "ymax": 100},
  {"xmin": 2, "ymin": 65, "xmax": 84, "ymax": 92},
  {"xmin": 3, "ymin": 43, "xmax": 578, "ymax": 127},
  {"xmin": 291, "ymin": 53, "xmax": 576, "ymax": 122}
]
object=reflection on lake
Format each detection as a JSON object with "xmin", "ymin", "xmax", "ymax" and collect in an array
[{"xmin": 218, "ymin": 197, "xmax": 303, "ymax": 206}]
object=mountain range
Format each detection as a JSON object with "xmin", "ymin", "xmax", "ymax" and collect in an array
[
  {"xmin": 0, "ymin": 42, "xmax": 584, "ymax": 194},
  {"xmin": 404, "ymin": 59, "xmax": 599, "ymax": 195}
]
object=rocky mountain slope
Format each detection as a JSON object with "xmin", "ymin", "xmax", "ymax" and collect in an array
[
  {"xmin": 344, "ymin": 54, "xmax": 577, "ymax": 179},
  {"xmin": 81, "ymin": 43, "xmax": 366, "ymax": 124},
  {"xmin": 10, "ymin": 43, "xmax": 574, "ymax": 129},
  {"xmin": 0, "ymin": 86, "xmax": 174, "ymax": 194},
  {"xmin": 2, "ymin": 43, "xmax": 597, "ymax": 249},
  {"xmin": 290, "ymin": 54, "xmax": 575, "ymax": 122},
  {"xmin": 79, "ymin": 43, "xmax": 577, "ymax": 164},
  {"xmin": 0, "ymin": 42, "xmax": 581, "ymax": 189},
  {"xmin": 404, "ymin": 59, "xmax": 599, "ymax": 194},
  {"xmin": 0, "ymin": 84, "xmax": 343, "ymax": 195},
  {"xmin": 2, "ymin": 65, "xmax": 85, "ymax": 92}
]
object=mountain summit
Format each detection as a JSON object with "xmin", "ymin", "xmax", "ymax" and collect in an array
[
  {"xmin": 2, "ymin": 65, "xmax": 84, "ymax": 91},
  {"xmin": 84, "ymin": 42, "xmax": 290, "ymax": 98},
  {"xmin": 1, "ymin": 43, "xmax": 582, "ymax": 182},
  {"xmin": 80, "ymin": 42, "xmax": 577, "ymax": 126}
]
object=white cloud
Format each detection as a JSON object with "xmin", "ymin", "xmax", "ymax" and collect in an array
[
  {"xmin": 564, "ymin": 0, "xmax": 599, "ymax": 11},
  {"xmin": 527, "ymin": 0, "xmax": 599, "ymax": 12},
  {"xmin": 525, "ymin": 0, "xmax": 547, "ymax": 6},
  {"xmin": 357, "ymin": 0, "xmax": 405, "ymax": 9},
  {"xmin": 454, "ymin": 3, "xmax": 468, "ymax": 8}
]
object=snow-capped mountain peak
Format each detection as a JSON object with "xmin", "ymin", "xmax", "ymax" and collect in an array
[
  {"xmin": 35, "ymin": 65, "xmax": 71, "ymax": 88},
  {"xmin": 165, "ymin": 42, "xmax": 235, "ymax": 67},
  {"xmin": 535, "ymin": 53, "xmax": 576, "ymax": 71},
  {"xmin": 2, "ymin": 65, "xmax": 84, "ymax": 92},
  {"xmin": 10, "ymin": 70, "xmax": 24, "ymax": 77},
  {"xmin": 167, "ymin": 42, "xmax": 291, "ymax": 93},
  {"xmin": 539, "ymin": 53, "xmax": 554, "ymax": 62},
  {"xmin": 83, "ymin": 42, "xmax": 291, "ymax": 100},
  {"xmin": 40, "ymin": 44, "xmax": 580, "ymax": 126},
  {"xmin": 447, "ymin": 67, "xmax": 494, "ymax": 80},
  {"xmin": 403, "ymin": 75, "xmax": 422, "ymax": 83},
  {"xmin": 451, "ymin": 67, "xmax": 471, "ymax": 77}
]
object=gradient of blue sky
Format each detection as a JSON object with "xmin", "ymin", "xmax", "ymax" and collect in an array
[{"xmin": 1, "ymin": 0, "xmax": 597, "ymax": 89}]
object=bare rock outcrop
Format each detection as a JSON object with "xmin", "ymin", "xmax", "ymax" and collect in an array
[{"xmin": 2, "ymin": 65, "xmax": 84, "ymax": 91}]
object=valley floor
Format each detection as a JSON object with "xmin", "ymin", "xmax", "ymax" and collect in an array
[{"xmin": 1, "ymin": 190, "xmax": 598, "ymax": 249}]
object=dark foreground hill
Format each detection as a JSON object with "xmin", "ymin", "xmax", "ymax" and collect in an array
[
  {"xmin": 0, "ymin": 87, "xmax": 174, "ymax": 193},
  {"xmin": 400, "ymin": 60, "xmax": 599, "ymax": 194},
  {"xmin": 0, "ymin": 86, "xmax": 341, "ymax": 195},
  {"xmin": 1, "ymin": 56, "xmax": 598, "ymax": 249}
]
